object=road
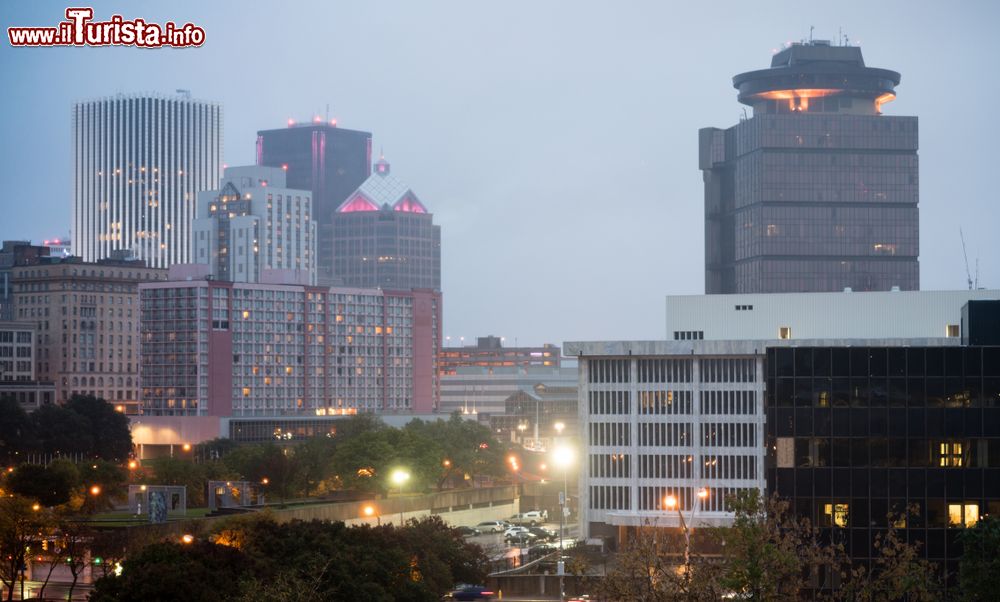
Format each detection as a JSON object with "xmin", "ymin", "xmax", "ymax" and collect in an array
[{"xmin": 3, "ymin": 580, "xmax": 92, "ymax": 600}]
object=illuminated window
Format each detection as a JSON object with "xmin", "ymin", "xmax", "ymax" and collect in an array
[
  {"xmin": 779, "ymin": 327, "xmax": 791, "ymax": 340},
  {"xmin": 242, "ymin": 310, "xmax": 250, "ymax": 319},
  {"xmin": 766, "ymin": 224, "xmax": 779, "ymax": 237},
  {"xmin": 824, "ymin": 503, "xmax": 849, "ymax": 528},
  {"xmin": 242, "ymin": 387, "xmax": 250, "ymax": 397},
  {"xmin": 946, "ymin": 324, "xmax": 960, "ymax": 338},
  {"xmin": 948, "ymin": 503, "xmax": 980, "ymax": 528},
  {"xmin": 939, "ymin": 442, "xmax": 963, "ymax": 467}
]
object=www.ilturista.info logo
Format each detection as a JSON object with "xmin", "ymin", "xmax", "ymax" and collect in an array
[{"xmin": 7, "ymin": 7, "xmax": 205, "ymax": 48}]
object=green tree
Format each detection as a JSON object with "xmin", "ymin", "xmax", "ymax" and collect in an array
[
  {"xmin": 331, "ymin": 429, "xmax": 396, "ymax": 494},
  {"xmin": 294, "ymin": 436, "xmax": 337, "ymax": 497},
  {"xmin": 596, "ymin": 521, "xmax": 725, "ymax": 602},
  {"xmin": 89, "ymin": 540, "xmax": 255, "ymax": 602},
  {"xmin": 0, "ymin": 397, "xmax": 35, "ymax": 464},
  {"xmin": 78, "ymin": 460, "xmax": 128, "ymax": 512},
  {"xmin": 5, "ymin": 460, "xmax": 78, "ymax": 507},
  {"xmin": 717, "ymin": 490, "xmax": 841, "ymax": 600},
  {"xmin": 30, "ymin": 404, "xmax": 92, "ymax": 457},
  {"xmin": 64, "ymin": 394, "xmax": 133, "ymax": 461},
  {"xmin": 144, "ymin": 457, "xmax": 210, "ymax": 506},
  {"xmin": 0, "ymin": 495, "xmax": 53, "ymax": 601},
  {"xmin": 959, "ymin": 515, "xmax": 1000, "ymax": 601}
]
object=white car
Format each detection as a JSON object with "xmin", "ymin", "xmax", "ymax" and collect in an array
[
  {"xmin": 475, "ymin": 521, "xmax": 505, "ymax": 533},
  {"xmin": 509, "ymin": 510, "xmax": 548, "ymax": 525},
  {"xmin": 503, "ymin": 526, "xmax": 530, "ymax": 538}
]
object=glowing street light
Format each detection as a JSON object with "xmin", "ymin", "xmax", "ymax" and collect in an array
[
  {"xmin": 554, "ymin": 421, "xmax": 565, "ymax": 436},
  {"xmin": 663, "ymin": 487, "xmax": 710, "ymax": 585},
  {"xmin": 390, "ymin": 469, "xmax": 411, "ymax": 526},
  {"xmin": 181, "ymin": 534, "xmax": 194, "ymax": 544},
  {"xmin": 363, "ymin": 504, "xmax": 381, "ymax": 526},
  {"xmin": 127, "ymin": 460, "xmax": 138, "ymax": 470},
  {"xmin": 89, "ymin": 485, "xmax": 101, "ymax": 496},
  {"xmin": 552, "ymin": 445, "xmax": 575, "ymax": 601}
]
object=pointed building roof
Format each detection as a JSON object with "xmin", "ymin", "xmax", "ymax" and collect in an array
[{"xmin": 335, "ymin": 156, "xmax": 428, "ymax": 214}]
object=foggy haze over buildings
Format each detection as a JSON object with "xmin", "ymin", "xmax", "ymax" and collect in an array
[{"xmin": 1, "ymin": 0, "xmax": 998, "ymax": 346}]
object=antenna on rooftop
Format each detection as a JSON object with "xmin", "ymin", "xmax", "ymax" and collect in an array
[
  {"xmin": 809, "ymin": 25, "xmax": 815, "ymax": 42},
  {"xmin": 960, "ymin": 228, "xmax": 973, "ymax": 290}
]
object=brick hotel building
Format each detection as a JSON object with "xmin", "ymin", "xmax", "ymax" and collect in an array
[{"xmin": 139, "ymin": 269, "xmax": 440, "ymax": 418}]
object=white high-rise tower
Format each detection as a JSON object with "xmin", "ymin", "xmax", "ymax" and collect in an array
[{"xmin": 73, "ymin": 92, "xmax": 223, "ymax": 268}]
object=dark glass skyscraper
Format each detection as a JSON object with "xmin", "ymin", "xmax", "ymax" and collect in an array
[
  {"xmin": 701, "ymin": 42, "xmax": 919, "ymax": 293},
  {"xmin": 330, "ymin": 156, "xmax": 441, "ymax": 291},
  {"xmin": 256, "ymin": 121, "xmax": 372, "ymax": 284}
]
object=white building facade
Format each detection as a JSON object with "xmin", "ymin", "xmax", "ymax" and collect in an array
[
  {"xmin": 192, "ymin": 166, "xmax": 316, "ymax": 284},
  {"xmin": 666, "ymin": 289, "xmax": 1000, "ymax": 342},
  {"xmin": 73, "ymin": 93, "xmax": 223, "ymax": 269},
  {"xmin": 566, "ymin": 340, "xmax": 766, "ymax": 540}
]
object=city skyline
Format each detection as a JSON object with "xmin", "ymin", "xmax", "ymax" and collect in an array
[{"xmin": 2, "ymin": 0, "xmax": 999, "ymax": 346}]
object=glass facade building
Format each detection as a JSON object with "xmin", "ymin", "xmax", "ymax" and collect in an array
[
  {"xmin": 767, "ymin": 345, "xmax": 1000, "ymax": 585},
  {"xmin": 330, "ymin": 157, "xmax": 441, "ymax": 291},
  {"xmin": 701, "ymin": 42, "xmax": 919, "ymax": 293},
  {"xmin": 255, "ymin": 122, "xmax": 372, "ymax": 285}
]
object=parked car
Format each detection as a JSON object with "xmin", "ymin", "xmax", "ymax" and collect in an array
[
  {"xmin": 442, "ymin": 584, "xmax": 496, "ymax": 601},
  {"xmin": 503, "ymin": 526, "xmax": 530, "ymax": 538},
  {"xmin": 528, "ymin": 526, "xmax": 556, "ymax": 541},
  {"xmin": 508, "ymin": 510, "xmax": 548, "ymax": 525},
  {"xmin": 454, "ymin": 526, "xmax": 481, "ymax": 537},
  {"xmin": 474, "ymin": 521, "xmax": 505, "ymax": 533},
  {"xmin": 505, "ymin": 532, "xmax": 538, "ymax": 546}
]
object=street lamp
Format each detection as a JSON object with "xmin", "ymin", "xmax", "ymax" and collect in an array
[
  {"xmin": 363, "ymin": 504, "xmax": 380, "ymax": 526},
  {"xmin": 554, "ymin": 421, "xmax": 565, "ymax": 437},
  {"xmin": 552, "ymin": 445, "xmax": 574, "ymax": 601},
  {"xmin": 390, "ymin": 469, "xmax": 410, "ymax": 526},
  {"xmin": 663, "ymin": 487, "xmax": 709, "ymax": 588}
]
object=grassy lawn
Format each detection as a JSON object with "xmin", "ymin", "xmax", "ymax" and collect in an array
[{"xmin": 86, "ymin": 507, "xmax": 212, "ymax": 526}]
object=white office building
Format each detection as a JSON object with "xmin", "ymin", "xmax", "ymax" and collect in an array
[
  {"xmin": 192, "ymin": 165, "xmax": 316, "ymax": 284},
  {"xmin": 73, "ymin": 92, "xmax": 223, "ymax": 269},
  {"xmin": 571, "ymin": 289, "xmax": 1000, "ymax": 542},
  {"xmin": 666, "ymin": 289, "xmax": 1000, "ymax": 342},
  {"xmin": 566, "ymin": 340, "xmax": 766, "ymax": 541}
]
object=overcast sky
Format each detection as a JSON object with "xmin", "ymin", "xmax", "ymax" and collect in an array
[{"xmin": 1, "ymin": 0, "xmax": 998, "ymax": 347}]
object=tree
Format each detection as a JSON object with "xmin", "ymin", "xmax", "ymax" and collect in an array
[
  {"xmin": 30, "ymin": 403, "xmax": 93, "ymax": 457},
  {"xmin": 89, "ymin": 540, "xmax": 255, "ymax": 602},
  {"xmin": 717, "ymin": 490, "xmax": 842, "ymax": 600},
  {"xmin": 331, "ymin": 429, "xmax": 396, "ymax": 494},
  {"xmin": 144, "ymin": 457, "xmax": 211, "ymax": 506},
  {"xmin": 78, "ymin": 460, "xmax": 128, "ymax": 512},
  {"xmin": 0, "ymin": 397, "xmax": 35, "ymax": 464},
  {"xmin": 596, "ymin": 521, "xmax": 725, "ymax": 602},
  {"xmin": 5, "ymin": 460, "xmax": 78, "ymax": 507},
  {"xmin": 835, "ymin": 505, "xmax": 940, "ymax": 602},
  {"xmin": 294, "ymin": 436, "xmax": 337, "ymax": 497},
  {"xmin": 0, "ymin": 495, "xmax": 52, "ymax": 601},
  {"xmin": 959, "ymin": 515, "xmax": 1000, "ymax": 601},
  {"xmin": 64, "ymin": 394, "xmax": 133, "ymax": 461}
]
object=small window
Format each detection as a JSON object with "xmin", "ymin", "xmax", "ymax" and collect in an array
[
  {"xmin": 946, "ymin": 324, "xmax": 960, "ymax": 338},
  {"xmin": 948, "ymin": 503, "xmax": 979, "ymax": 528},
  {"xmin": 779, "ymin": 327, "xmax": 791, "ymax": 340},
  {"xmin": 824, "ymin": 503, "xmax": 849, "ymax": 528}
]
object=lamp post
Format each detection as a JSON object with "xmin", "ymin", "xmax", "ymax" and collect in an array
[
  {"xmin": 390, "ymin": 469, "xmax": 410, "ymax": 526},
  {"xmin": 664, "ymin": 487, "xmax": 709, "ymax": 591},
  {"xmin": 552, "ymin": 445, "xmax": 574, "ymax": 601},
  {"xmin": 363, "ymin": 504, "xmax": 380, "ymax": 526}
]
